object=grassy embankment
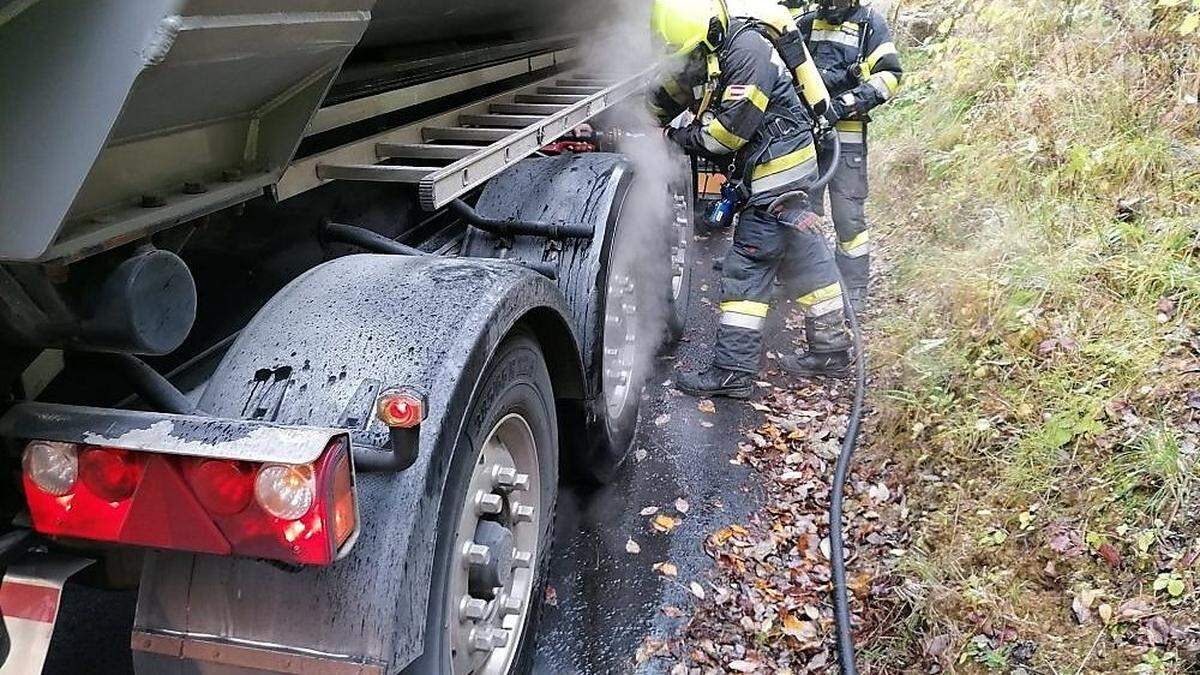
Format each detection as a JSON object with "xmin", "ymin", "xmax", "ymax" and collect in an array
[{"xmin": 865, "ymin": 0, "xmax": 1200, "ymax": 671}]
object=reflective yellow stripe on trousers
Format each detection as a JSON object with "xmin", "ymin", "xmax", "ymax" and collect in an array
[
  {"xmin": 835, "ymin": 120, "xmax": 865, "ymax": 145},
  {"xmin": 797, "ymin": 282, "xmax": 843, "ymax": 317},
  {"xmin": 839, "ymin": 230, "xmax": 870, "ymax": 258},
  {"xmin": 720, "ymin": 300, "xmax": 769, "ymax": 330}
]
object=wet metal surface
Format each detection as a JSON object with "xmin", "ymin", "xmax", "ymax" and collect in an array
[
  {"xmin": 533, "ymin": 230, "xmax": 764, "ymax": 674},
  {"xmin": 45, "ymin": 229, "xmax": 763, "ymax": 675}
]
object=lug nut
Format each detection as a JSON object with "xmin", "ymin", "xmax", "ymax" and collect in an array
[
  {"xmin": 475, "ymin": 491, "xmax": 503, "ymax": 516},
  {"xmin": 492, "ymin": 467, "xmax": 530, "ymax": 492},
  {"xmin": 499, "ymin": 594, "xmax": 523, "ymax": 617},
  {"xmin": 459, "ymin": 596, "xmax": 488, "ymax": 621},
  {"xmin": 463, "ymin": 543, "xmax": 491, "ymax": 567},
  {"xmin": 470, "ymin": 627, "xmax": 510, "ymax": 652},
  {"xmin": 512, "ymin": 550, "xmax": 533, "ymax": 568},
  {"xmin": 513, "ymin": 504, "xmax": 535, "ymax": 524}
]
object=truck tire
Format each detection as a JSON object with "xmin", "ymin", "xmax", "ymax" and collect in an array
[
  {"xmin": 404, "ymin": 330, "xmax": 557, "ymax": 675},
  {"xmin": 463, "ymin": 154, "xmax": 658, "ymax": 484},
  {"xmin": 664, "ymin": 156, "xmax": 697, "ymax": 344}
]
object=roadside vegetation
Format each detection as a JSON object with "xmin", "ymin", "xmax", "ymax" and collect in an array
[{"xmin": 866, "ymin": 0, "xmax": 1200, "ymax": 671}]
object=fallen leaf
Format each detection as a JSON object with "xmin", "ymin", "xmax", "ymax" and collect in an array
[
  {"xmin": 544, "ymin": 585, "xmax": 558, "ymax": 606},
  {"xmin": 625, "ymin": 538, "xmax": 641, "ymax": 554},
  {"xmin": 689, "ymin": 581, "xmax": 706, "ymax": 599},
  {"xmin": 675, "ymin": 498, "xmax": 690, "ymax": 514},
  {"xmin": 728, "ymin": 660, "xmax": 759, "ymax": 672},
  {"xmin": 868, "ymin": 482, "xmax": 891, "ymax": 503},
  {"xmin": 1097, "ymin": 542, "xmax": 1122, "ymax": 568},
  {"xmin": 639, "ymin": 506, "xmax": 659, "ymax": 516},
  {"xmin": 698, "ymin": 399, "xmax": 717, "ymax": 414},
  {"xmin": 653, "ymin": 514, "xmax": 679, "ymax": 533},
  {"xmin": 653, "ymin": 561, "xmax": 678, "ymax": 577}
]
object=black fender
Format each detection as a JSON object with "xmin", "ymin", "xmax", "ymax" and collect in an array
[
  {"xmin": 464, "ymin": 153, "xmax": 632, "ymax": 402},
  {"xmin": 463, "ymin": 153, "xmax": 656, "ymax": 478},
  {"xmin": 133, "ymin": 254, "xmax": 583, "ymax": 673}
]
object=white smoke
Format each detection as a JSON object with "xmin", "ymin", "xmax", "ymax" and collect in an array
[{"xmin": 575, "ymin": 0, "xmax": 698, "ymax": 392}]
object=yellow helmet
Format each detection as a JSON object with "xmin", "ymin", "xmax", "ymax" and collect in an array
[{"xmin": 651, "ymin": 0, "xmax": 730, "ymax": 58}]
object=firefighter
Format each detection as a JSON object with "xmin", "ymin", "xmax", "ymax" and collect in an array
[
  {"xmin": 792, "ymin": 0, "xmax": 903, "ymax": 311},
  {"xmin": 650, "ymin": 0, "xmax": 852, "ymax": 399}
]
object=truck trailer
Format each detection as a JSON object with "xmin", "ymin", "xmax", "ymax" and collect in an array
[{"xmin": 0, "ymin": 2, "xmax": 695, "ymax": 673}]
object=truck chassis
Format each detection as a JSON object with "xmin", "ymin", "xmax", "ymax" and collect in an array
[{"xmin": 1, "ymin": 22, "xmax": 694, "ymax": 674}]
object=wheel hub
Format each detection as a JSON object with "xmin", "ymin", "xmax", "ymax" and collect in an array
[
  {"xmin": 602, "ymin": 272, "xmax": 639, "ymax": 421},
  {"xmin": 447, "ymin": 415, "xmax": 540, "ymax": 674}
]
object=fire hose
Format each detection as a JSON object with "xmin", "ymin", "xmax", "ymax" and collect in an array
[
  {"xmin": 767, "ymin": 128, "xmax": 862, "ymax": 674},
  {"xmin": 815, "ymin": 128, "xmax": 863, "ymax": 675}
]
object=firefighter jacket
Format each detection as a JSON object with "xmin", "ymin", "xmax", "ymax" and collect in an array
[
  {"xmin": 796, "ymin": 4, "xmax": 903, "ymax": 122},
  {"xmin": 651, "ymin": 19, "xmax": 819, "ymax": 205}
]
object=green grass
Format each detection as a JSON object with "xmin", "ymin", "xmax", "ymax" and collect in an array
[{"xmin": 861, "ymin": 0, "xmax": 1200, "ymax": 671}]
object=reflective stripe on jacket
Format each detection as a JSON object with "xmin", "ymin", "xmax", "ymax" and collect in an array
[
  {"xmin": 651, "ymin": 19, "xmax": 819, "ymax": 204},
  {"xmin": 797, "ymin": 4, "xmax": 903, "ymax": 124}
]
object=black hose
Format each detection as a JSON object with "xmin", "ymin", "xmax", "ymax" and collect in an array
[
  {"xmin": 815, "ymin": 230, "xmax": 864, "ymax": 675},
  {"xmin": 811, "ymin": 128, "xmax": 843, "ymax": 193},
  {"xmin": 448, "ymin": 199, "xmax": 595, "ymax": 240},
  {"xmin": 108, "ymin": 353, "xmax": 196, "ymax": 415},
  {"xmin": 322, "ymin": 221, "xmax": 427, "ymax": 256}
]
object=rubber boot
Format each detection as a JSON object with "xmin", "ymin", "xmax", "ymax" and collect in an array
[
  {"xmin": 847, "ymin": 287, "xmax": 867, "ymax": 315},
  {"xmin": 676, "ymin": 366, "xmax": 753, "ymax": 399},
  {"xmin": 781, "ymin": 312, "xmax": 852, "ymax": 378}
]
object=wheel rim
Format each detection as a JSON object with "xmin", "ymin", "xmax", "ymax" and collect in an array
[
  {"xmin": 447, "ymin": 414, "xmax": 541, "ymax": 675},
  {"xmin": 669, "ymin": 192, "xmax": 691, "ymax": 302},
  {"xmin": 602, "ymin": 267, "xmax": 639, "ymax": 422}
]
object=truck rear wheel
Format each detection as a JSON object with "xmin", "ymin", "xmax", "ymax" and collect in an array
[
  {"xmin": 664, "ymin": 158, "xmax": 697, "ymax": 344},
  {"xmin": 405, "ymin": 330, "xmax": 557, "ymax": 674}
]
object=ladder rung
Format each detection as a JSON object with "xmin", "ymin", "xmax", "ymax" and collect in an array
[
  {"xmin": 537, "ymin": 86, "xmax": 604, "ymax": 95},
  {"xmin": 490, "ymin": 102, "xmax": 568, "ymax": 115},
  {"xmin": 422, "ymin": 127, "xmax": 513, "ymax": 143},
  {"xmin": 556, "ymin": 78, "xmax": 614, "ymax": 87},
  {"xmin": 514, "ymin": 94, "xmax": 587, "ymax": 104},
  {"xmin": 375, "ymin": 144, "xmax": 479, "ymax": 161},
  {"xmin": 316, "ymin": 164, "xmax": 435, "ymax": 183},
  {"xmin": 459, "ymin": 114, "xmax": 545, "ymax": 128}
]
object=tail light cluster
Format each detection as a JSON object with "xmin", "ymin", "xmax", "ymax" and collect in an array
[{"xmin": 21, "ymin": 437, "xmax": 357, "ymax": 566}]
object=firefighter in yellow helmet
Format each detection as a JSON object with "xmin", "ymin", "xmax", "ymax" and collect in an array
[
  {"xmin": 650, "ymin": 0, "xmax": 852, "ymax": 399},
  {"xmin": 790, "ymin": 0, "xmax": 904, "ymax": 311}
]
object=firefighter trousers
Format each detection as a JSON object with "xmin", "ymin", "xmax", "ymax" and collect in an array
[
  {"xmin": 714, "ymin": 203, "xmax": 848, "ymax": 374},
  {"xmin": 809, "ymin": 140, "xmax": 870, "ymax": 297}
]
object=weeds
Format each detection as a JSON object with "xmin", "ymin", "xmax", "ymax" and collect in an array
[{"xmin": 865, "ymin": 0, "xmax": 1200, "ymax": 670}]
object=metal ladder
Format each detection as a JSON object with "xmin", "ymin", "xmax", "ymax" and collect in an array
[{"xmin": 281, "ymin": 69, "xmax": 651, "ymax": 211}]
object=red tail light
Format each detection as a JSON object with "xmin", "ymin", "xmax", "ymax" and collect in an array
[
  {"xmin": 79, "ymin": 448, "xmax": 144, "ymax": 502},
  {"xmin": 22, "ymin": 436, "xmax": 358, "ymax": 566},
  {"xmin": 185, "ymin": 460, "xmax": 255, "ymax": 516}
]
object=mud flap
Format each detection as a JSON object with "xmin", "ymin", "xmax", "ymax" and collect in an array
[{"xmin": 0, "ymin": 554, "xmax": 92, "ymax": 675}]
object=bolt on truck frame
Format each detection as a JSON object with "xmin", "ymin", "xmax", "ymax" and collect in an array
[{"xmin": 0, "ymin": 2, "xmax": 695, "ymax": 673}]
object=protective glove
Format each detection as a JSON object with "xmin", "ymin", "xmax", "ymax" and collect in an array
[
  {"xmin": 834, "ymin": 91, "xmax": 860, "ymax": 119},
  {"xmin": 819, "ymin": 66, "xmax": 855, "ymax": 93}
]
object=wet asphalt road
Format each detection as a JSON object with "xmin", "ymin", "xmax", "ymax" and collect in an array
[
  {"xmin": 41, "ymin": 229, "xmax": 768, "ymax": 675},
  {"xmin": 532, "ymin": 230, "xmax": 765, "ymax": 673}
]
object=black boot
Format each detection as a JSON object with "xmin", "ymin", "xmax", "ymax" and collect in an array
[
  {"xmin": 781, "ymin": 349, "xmax": 851, "ymax": 377},
  {"xmin": 781, "ymin": 311, "xmax": 853, "ymax": 378},
  {"xmin": 676, "ymin": 366, "xmax": 753, "ymax": 399}
]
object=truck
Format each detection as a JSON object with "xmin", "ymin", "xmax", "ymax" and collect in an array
[{"xmin": 0, "ymin": 2, "xmax": 696, "ymax": 673}]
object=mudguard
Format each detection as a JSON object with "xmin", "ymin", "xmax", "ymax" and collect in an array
[{"xmin": 132, "ymin": 254, "xmax": 584, "ymax": 673}]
